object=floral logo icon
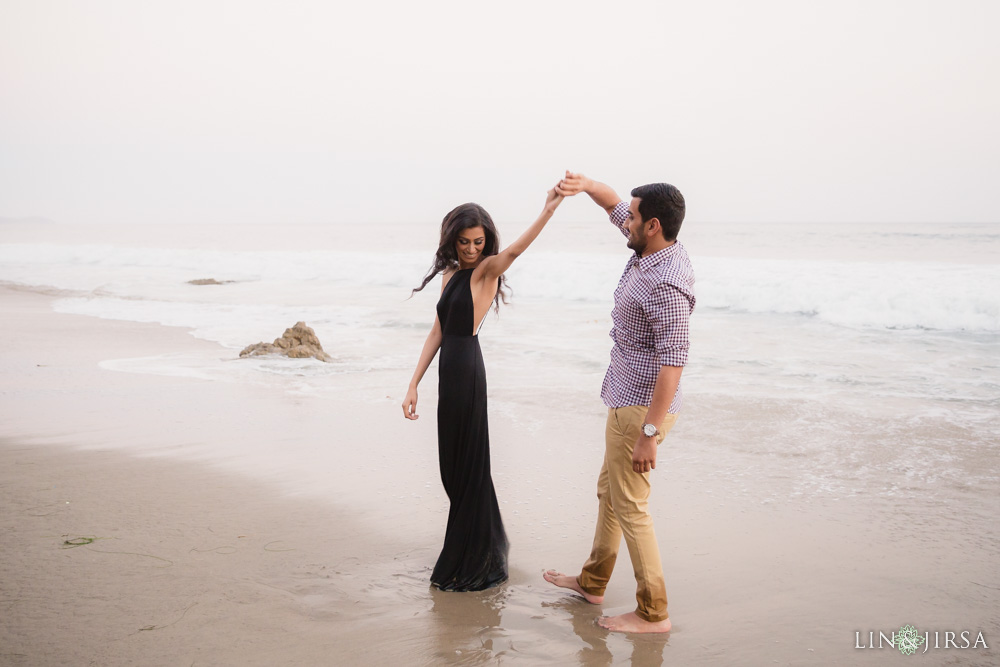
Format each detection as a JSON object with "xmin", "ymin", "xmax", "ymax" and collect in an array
[{"xmin": 896, "ymin": 625, "xmax": 926, "ymax": 655}]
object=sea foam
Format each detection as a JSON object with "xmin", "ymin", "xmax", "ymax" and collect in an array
[
  {"xmin": 508, "ymin": 253, "xmax": 1000, "ymax": 332},
  {"xmin": 3, "ymin": 241, "xmax": 999, "ymax": 332}
]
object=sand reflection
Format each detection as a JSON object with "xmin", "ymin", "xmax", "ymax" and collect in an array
[
  {"xmin": 427, "ymin": 584, "xmax": 509, "ymax": 663},
  {"xmin": 541, "ymin": 597, "xmax": 667, "ymax": 666}
]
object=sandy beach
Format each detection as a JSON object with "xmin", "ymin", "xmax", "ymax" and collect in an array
[{"xmin": 1, "ymin": 281, "xmax": 997, "ymax": 665}]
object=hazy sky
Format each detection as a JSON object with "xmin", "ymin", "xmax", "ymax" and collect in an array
[{"xmin": 1, "ymin": 0, "xmax": 998, "ymax": 225}]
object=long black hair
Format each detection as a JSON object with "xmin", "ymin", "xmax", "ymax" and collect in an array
[{"xmin": 411, "ymin": 202, "xmax": 509, "ymax": 311}]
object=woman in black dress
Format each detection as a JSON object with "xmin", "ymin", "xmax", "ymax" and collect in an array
[{"xmin": 402, "ymin": 186, "xmax": 563, "ymax": 591}]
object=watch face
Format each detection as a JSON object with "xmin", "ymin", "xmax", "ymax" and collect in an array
[{"xmin": 643, "ymin": 424, "xmax": 656, "ymax": 436}]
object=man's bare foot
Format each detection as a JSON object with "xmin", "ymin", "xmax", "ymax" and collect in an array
[
  {"xmin": 597, "ymin": 611, "xmax": 671, "ymax": 634},
  {"xmin": 542, "ymin": 570, "xmax": 604, "ymax": 604}
]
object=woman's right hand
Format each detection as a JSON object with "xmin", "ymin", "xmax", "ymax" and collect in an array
[
  {"xmin": 544, "ymin": 184, "xmax": 565, "ymax": 214},
  {"xmin": 402, "ymin": 386, "xmax": 419, "ymax": 420}
]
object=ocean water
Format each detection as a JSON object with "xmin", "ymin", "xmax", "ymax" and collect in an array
[{"xmin": 2, "ymin": 220, "xmax": 999, "ymax": 506}]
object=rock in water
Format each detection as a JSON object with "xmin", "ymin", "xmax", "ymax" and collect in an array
[
  {"xmin": 188, "ymin": 278, "xmax": 233, "ymax": 285},
  {"xmin": 239, "ymin": 322, "xmax": 332, "ymax": 362}
]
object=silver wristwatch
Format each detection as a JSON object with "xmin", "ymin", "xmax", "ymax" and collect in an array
[{"xmin": 642, "ymin": 423, "xmax": 659, "ymax": 438}]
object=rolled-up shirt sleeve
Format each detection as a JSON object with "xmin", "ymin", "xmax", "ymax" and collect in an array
[
  {"xmin": 644, "ymin": 282, "xmax": 691, "ymax": 366},
  {"xmin": 609, "ymin": 201, "xmax": 630, "ymax": 239}
]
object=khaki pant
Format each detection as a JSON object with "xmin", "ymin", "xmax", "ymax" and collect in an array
[{"xmin": 578, "ymin": 406, "xmax": 678, "ymax": 622}]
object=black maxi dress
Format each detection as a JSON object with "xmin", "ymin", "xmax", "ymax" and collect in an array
[{"xmin": 431, "ymin": 268, "xmax": 509, "ymax": 591}]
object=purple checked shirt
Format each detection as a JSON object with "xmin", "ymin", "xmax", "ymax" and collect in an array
[{"xmin": 601, "ymin": 201, "xmax": 696, "ymax": 413}]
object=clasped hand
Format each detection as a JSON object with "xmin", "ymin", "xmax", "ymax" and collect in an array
[{"xmin": 555, "ymin": 170, "xmax": 590, "ymax": 197}]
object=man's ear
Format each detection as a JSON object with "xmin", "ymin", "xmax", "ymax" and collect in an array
[{"xmin": 646, "ymin": 217, "xmax": 661, "ymax": 237}]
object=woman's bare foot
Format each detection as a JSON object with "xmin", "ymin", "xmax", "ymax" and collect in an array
[
  {"xmin": 597, "ymin": 611, "xmax": 671, "ymax": 634},
  {"xmin": 542, "ymin": 570, "xmax": 604, "ymax": 604}
]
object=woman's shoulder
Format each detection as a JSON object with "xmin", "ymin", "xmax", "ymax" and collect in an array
[
  {"xmin": 440, "ymin": 267, "xmax": 457, "ymax": 292},
  {"xmin": 470, "ymin": 257, "xmax": 500, "ymax": 284}
]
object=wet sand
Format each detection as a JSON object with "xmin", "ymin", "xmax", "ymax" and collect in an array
[{"xmin": 1, "ymin": 284, "xmax": 997, "ymax": 665}]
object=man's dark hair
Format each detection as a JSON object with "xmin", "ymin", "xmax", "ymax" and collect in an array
[{"xmin": 631, "ymin": 183, "xmax": 685, "ymax": 241}]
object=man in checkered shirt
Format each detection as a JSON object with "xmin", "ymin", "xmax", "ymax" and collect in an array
[{"xmin": 544, "ymin": 171, "xmax": 695, "ymax": 634}]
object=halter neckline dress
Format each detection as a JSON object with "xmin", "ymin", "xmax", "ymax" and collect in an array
[{"xmin": 431, "ymin": 268, "xmax": 509, "ymax": 591}]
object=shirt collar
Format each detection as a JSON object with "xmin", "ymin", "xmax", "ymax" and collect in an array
[{"xmin": 631, "ymin": 242, "xmax": 679, "ymax": 271}]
